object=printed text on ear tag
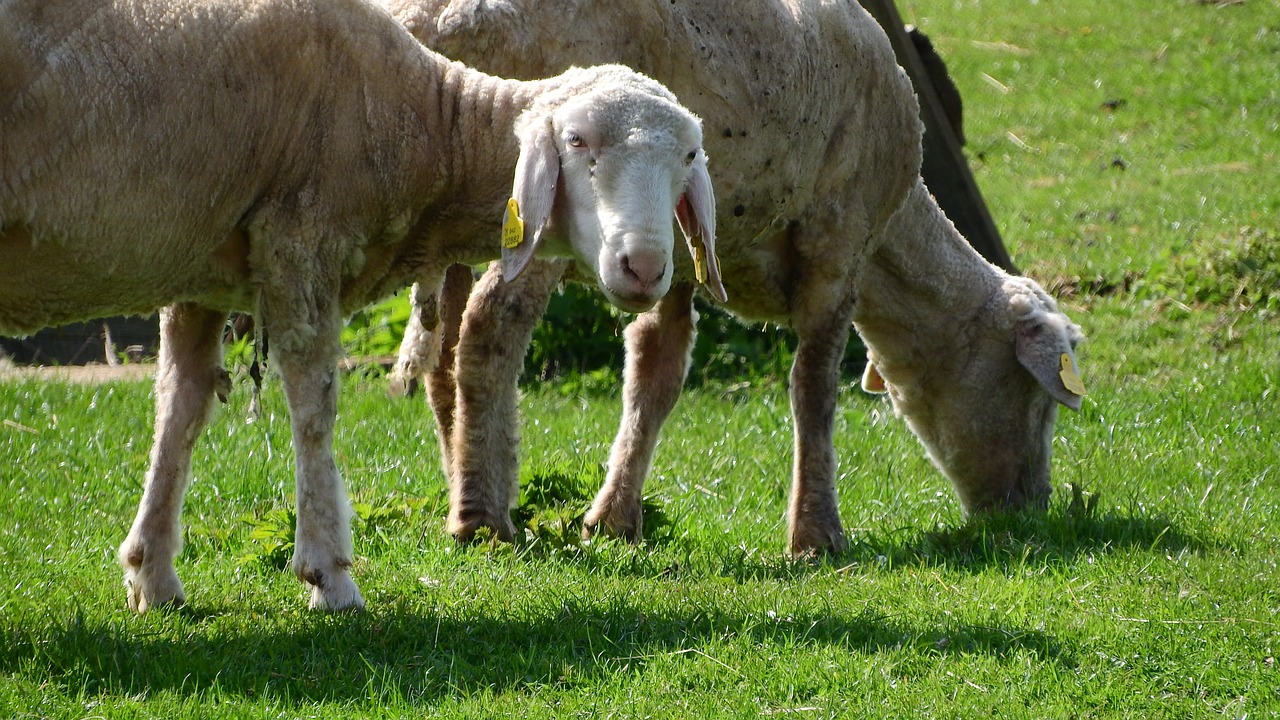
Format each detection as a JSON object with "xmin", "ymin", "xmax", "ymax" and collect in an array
[
  {"xmin": 1059, "ymin": 353, "xmax": 1086, "ymax": 396},
  {"xmin": 692, "ymin": 234, "xmax": 707, "ymax": 285},
  {"xmin": 501, "ymin": 198, "xmax": 524, "ymax": 249}
]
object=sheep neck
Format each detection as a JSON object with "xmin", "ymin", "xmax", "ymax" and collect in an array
[
  {"xmin": 378, "ymin": 55, "xmax": 555, "ymax": 283},
  {"xmin": 420, "ymin": 60, "xmax": 546, "ymax": 209},
  {"xmin": 852, "ymin": 180, "xmax": 1007, "ymax": 388},
  {"xmin": 329, "ymin": 51, "xmax": 549, "ymax": 310}
]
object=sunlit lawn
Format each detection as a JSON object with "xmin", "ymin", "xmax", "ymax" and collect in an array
[{"xmin": 2, "ymin": 0, "xmax": 1277, "ymax": 716}]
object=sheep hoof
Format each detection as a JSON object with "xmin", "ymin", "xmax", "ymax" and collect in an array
[
  {"xmin": 307, "ymin": 573, "xmax": 366, "ymax": 612},
  {"xmin": 582, "ymin": 501, "xmax": 643, "ymax": 544},
  {"xmin": 448, "ymin": 511, "xmax": 516, "ymax": 545},
  {"xmin": 122, "ymin": 567, "xmax": 186, "ymax": 614},
  {"xmin": 786, "ymin": 521, "xmax": 849, "ymax": 557},
  {"xmin": 119, "ymin": 536, "xmax": 186, "ymax": 613},
  {"xmin": 386, "ymin": 373, "xmax": 419, "ymax": 399},
  {"xmin": 214, "ymin": 368, "xmax": 232, "ymax": 404}
]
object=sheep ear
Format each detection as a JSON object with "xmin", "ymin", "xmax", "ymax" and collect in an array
[
  {"xmin": 861, "ymin": 360, "xmax": 888, "ymax": 394},
  {"xmin": 503, "ymin": 119, "xmax": 559, "ymax": 283},
  {"xmin": 675, "ymin": 154, "xmax": 726, "ymax": 302},
  {"xmin": 1015, "ymin": 315, "xmax": 1086, "ymax": 411}
]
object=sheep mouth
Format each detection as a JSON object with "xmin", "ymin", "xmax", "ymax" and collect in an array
[
  {"xmin": 575, "ymin": 260, "xmax": 664, "ymax": 313},
  {"xmin": 601, "ymin": 285, "xmax": 661, "ymax": 313}
]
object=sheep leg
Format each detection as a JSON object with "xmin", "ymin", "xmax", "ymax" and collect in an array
[
  {"xmin": 265, "ymin": 295, "xmax": 364, "ymax": 611},
  {"xmin": 119, "ymin": 303, "xmax": 229, "ymax": 612},
  {"xmin": 447, "ymin": 259, "xmax": 567, "ymax": 542},
  {"xmin": 424, "ymin": 264, "xmax": 475, "ymax": 474},
  {"xmin": 786, "ymin": 298, "xmax": 856, "ymax": 556},
  {"xmin": 386, "ymin": 282, "xmax": 441, "ymax": 399},
  {"xmin": 583, "ymin": 282, "xmax": 697, "ymax": 542}
]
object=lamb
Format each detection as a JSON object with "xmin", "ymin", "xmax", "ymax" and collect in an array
[
  {"xmin": 387, "ymin": 0, "xmax": 1086, "ymax": 553},
  {"xmin": 0, "ymin": 0, "xmax": 716, "ymax": 611}
]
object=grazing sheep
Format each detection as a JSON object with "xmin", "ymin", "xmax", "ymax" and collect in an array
[
  {"xmin": 0, "ymin": 0, "xmax": 715, "ymax": 611},
  {"xmin": 388, "ymin": 0, "xmax": 1085, "ymax": 552}
]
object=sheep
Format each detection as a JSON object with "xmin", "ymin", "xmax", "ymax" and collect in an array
[
  {"xmin": 387, "ymin": 0, "xmax": 1086, "ymax": 553},
  {"xmin": 0, "ymin": 0, "xmax": 717, "ymax": 611}
]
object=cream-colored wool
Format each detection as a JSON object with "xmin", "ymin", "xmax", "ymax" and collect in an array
[
  {"xmin": 386, "ymin": 0, "xmax": 1084, "ymax": 553},
  {"xmin": 0, "ymin": 0, "xmax": 713, "ymax": 611}
]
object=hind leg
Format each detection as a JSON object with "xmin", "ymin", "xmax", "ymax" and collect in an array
[
  {"xmin": 119, "ymin": 303, "xmax": 229, "ymax": 612},
  {"xmin": 387, "ymin": 281, "xmax": 441, "ymax": 399},
  {"xmin": 424, "ymin": 264, "xmax": 475, "ymax": 474}
]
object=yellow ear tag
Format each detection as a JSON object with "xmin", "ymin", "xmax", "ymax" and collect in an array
[
  {"xmin": 692, "ymin": 234, "xmax": 707, "ymax": 285},
  {"xmin": 1059, "ymin": 353, "xmax": 1086, "ymax": 396},
  {"xmin": 501, "ymin": 198, "xmax": 524, "ymax": 249}
]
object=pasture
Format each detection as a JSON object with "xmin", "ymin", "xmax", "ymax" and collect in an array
[{"xmin": 2, "ymin": 0, "xmax": 1277, "ymax": 716}]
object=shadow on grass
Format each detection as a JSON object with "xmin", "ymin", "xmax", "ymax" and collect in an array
[
  {"xmin": 840, "ymin": 506, "xmax": 1219, "ymax": 574},
  {"xmin": 16, "ymin": 496, "xmax": 1197, "ymax": 706},
  {"xmin": 0, "ymin": 598, "xmax": 1069, "ymax": 707},
  {"xmin": 498, "ymin": 463, "xmax": 1219, "ymax": 584},
  {"xmin": 446, "ymin": 493, "xmax": 1219, "ymax": 592},
  {"xmin": 687, "ymin": 505, "xmax": 1220, "ymax": 584}
]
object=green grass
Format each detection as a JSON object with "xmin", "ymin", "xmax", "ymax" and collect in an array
[{"xmin": 3, "ymin": 0, "xmax": 1280, "ymax": 716}]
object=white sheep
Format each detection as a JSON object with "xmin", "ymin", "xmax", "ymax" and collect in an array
[
  {"xmin": 0, "ymin": 0, "xmax": 717, "ymax": 611},
  {"xmin": 387, "ymin": 0, "xmax": 1086, "ymax": 553}
]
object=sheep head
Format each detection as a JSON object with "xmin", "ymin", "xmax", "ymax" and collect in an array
[
  {"xmin": 502, "ymin": 65, "xmax": 723, "ymax": 311},
  {"xmin": 863, "ymin": 277, "xmax": 1086, "ymax": 515}
]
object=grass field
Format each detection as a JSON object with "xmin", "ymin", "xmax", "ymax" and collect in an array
[{"xmin": 2, "ymin": 0, "xmax": 1278, "ymax": 717}]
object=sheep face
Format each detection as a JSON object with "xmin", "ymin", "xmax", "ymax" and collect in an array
[
  {"xmin": 503, "ymin": 75, "xmax": 721, "ymax": 311},
  {"xmin": 868, "ymin": 279, "xmax": 1085, "ymax": 514}
]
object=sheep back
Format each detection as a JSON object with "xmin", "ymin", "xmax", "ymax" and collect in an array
[{"xmin": 0, "ymin": 0, "xmax": 446, "ymax": 335}]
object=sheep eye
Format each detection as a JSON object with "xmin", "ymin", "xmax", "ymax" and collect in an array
[
  {"xmin": 566, "ymin": 133, "xmax": 586, "ymax": 148},
  {"xmin": 685, "ymin": 149, "xmax": 698, "ymax": 163}
]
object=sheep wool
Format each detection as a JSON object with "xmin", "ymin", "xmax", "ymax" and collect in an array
[
  {"xmin": 384, "ymin": 0, "xmax": 1086, "ymax": 555},
  {"xmin": 1, "ymin": 0, "xmax": 715, "ymax": 611}
]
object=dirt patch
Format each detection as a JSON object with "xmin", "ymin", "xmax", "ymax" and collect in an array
[
  {"xmin": 0, "ymin": 362, "xmax": 155, "ymax": 384},
  {"xmin": 0, "ymin": 357, "xmax": 393, "ymax": 385}
]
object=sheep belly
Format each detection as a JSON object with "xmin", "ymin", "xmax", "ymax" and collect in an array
[{"xmin": 0, "ymin": 223, "xmax": 252, "ymax": 336}]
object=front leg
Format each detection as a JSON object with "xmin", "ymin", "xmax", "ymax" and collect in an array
[
  {"xmin": 584, "ymin": 282, "xmax": 696, "ymax": 542},
  {"xmin": 264, "ymin": 291, "xmax": 363, "ymax": 611},
  {"xmin": 448, "ymin": 259, "xmax": 565, "ymax": 542},
  {"xmin": 119, "ymin": 303, "xmax": 229, "ymax": 612},
  {"xmin": 786, "ymin": 293, "xmax": 856, "ymax": 556}
]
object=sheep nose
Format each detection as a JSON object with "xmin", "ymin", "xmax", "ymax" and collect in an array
[{"xmin": 619, "ymin": 250, "xmax": 667, "ymax": 290}]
